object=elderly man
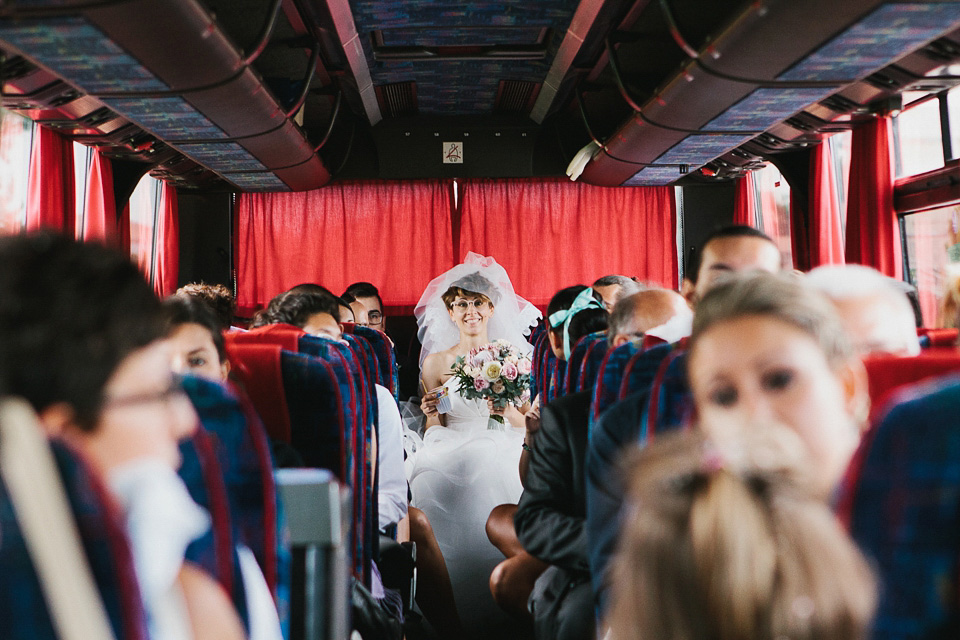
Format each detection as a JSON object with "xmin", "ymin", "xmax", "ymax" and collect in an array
[
  {"xmin": 591, "ymin": 275, "xmax": 643, "ymax": 312},
  {"xmin": 606, "ymin": 288, "xmax": 693, "ymax": 348},
  {"xmin": 806, "ymin": 264, "xmax": 921, "ymax": 356}
]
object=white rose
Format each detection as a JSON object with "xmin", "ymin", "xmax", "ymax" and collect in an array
[{"xmin": 482, "ymin": 361, "xmax": 503, "ymax": 382}]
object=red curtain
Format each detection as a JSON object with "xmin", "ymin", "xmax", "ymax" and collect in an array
[
  {"xmin": 79, "ymin": 149, "xmax": 118, "ymax": 246},
  {"xmin": 807, "ymin": 141, "xmax": 845, "ymax": 268},
  {"xmin": 792, "ymin": 141, "xmax": 845, "ymax": 271},
  {"xmin": 25, "ymin": 125, "xmax": 74, "ymax": 234},
  {"xmin": 235, "ymin": 180, "xmax": 454, "ymax": 315},
  {"xmin": 845, "ymin": 116, "xmax": 902, "ymax": 279},
  {"xmin": 733, "ymin": 172, "xmax": 757, "ymax": 227},
  {"xmin": 458, "ymin": 179, "xmax": 677, "ymax": 306},
  {"xmin": 155, "ymin": 183, "xmax": 180, "ymax": 296}
]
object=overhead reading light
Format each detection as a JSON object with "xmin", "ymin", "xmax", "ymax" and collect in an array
[{"xmin": 566, "ymin": 140, "xmax": 601, "ymax": 181}]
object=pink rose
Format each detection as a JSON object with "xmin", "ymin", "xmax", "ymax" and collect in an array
[
  {"xmin": 502, "ymin": 362, "xmax": 519, "ymax": 380},
  {"xmin": 517, "ymin": 358, "xmax": 532, "ymax": 375},
  {"xmin": 474, "ymin": 377, "xmax": 490, "ymax": 391},
  {"xmin": 492, "ymin": 381, "xmax": 505, "ymax": 394}
]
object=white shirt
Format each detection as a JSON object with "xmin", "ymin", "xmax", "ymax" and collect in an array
[{"xmin": 376, "ymin": 384, "xmax": 408, "ymax": 530}]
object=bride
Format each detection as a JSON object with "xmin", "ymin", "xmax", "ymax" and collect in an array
[{"xmin": 409, "ymin": 253, "xmax": 540, "ymax": 637}]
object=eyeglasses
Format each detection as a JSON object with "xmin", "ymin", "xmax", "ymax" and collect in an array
[
  {"xmin": 452, "ymin": 299, "xmax": 488, "ymax": 312},
  {"xmin": 102, "ymin": 375, "xmax": 188, "ymax": 409},
  {"xmin": 366, "ymin": 311, "xmax": 383, "ymax": 326}
]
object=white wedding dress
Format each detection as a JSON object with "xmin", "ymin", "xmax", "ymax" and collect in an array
[{"xmin": 406, "ymin": 375, "xmax": 525, "ymax": 637}]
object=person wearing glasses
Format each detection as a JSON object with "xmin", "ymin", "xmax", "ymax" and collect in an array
[
  {"xmin": 0, "ymin": 233, "xmax": 245, "ymax": 640},
  {"xmin": 344, "ymin": 282, "xmax": 386, "ymax": 329}
]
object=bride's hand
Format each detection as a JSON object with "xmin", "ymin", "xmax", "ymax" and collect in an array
[
  {"xmin": 487, "ymin": 399, "xmax": 506, "ymax": 416},
  {"xmin": 421, "ymin": 387, "xmax": 442, "ymax": 416}
]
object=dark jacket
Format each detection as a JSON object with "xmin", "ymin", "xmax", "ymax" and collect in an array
[
  {"xmin": 515, "ymin": 390, "xmax": 592, "ymax": 574},
  {"xmin": 585, "ymin": 389, "xmax": 648, "ymax": 614}
]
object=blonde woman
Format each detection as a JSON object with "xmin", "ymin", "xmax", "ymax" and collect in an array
[{"xmin": 608, "ymin": 428, "xmax": 877, "ymax": 640}]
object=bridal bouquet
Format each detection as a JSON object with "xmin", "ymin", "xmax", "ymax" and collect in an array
[{"xmin": 451, "ymin": 340, "xmax": 533, "ymax": 424}]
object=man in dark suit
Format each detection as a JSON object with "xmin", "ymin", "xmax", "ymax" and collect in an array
[{"xmin": 515, "ymin": 388, "xmax": 595, "ymax": 640}]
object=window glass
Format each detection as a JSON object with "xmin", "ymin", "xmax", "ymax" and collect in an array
[
  {"xmin": 129, "ymin": 173, "xmax": 162, "ymax": 284},
  {"xmin": 903, "ymin": 204, "xmax": 960, "ymax": 326},
  {"xmin": 828, "ymin": 130, "xmax": 852, "ymax": 236},
  {"xmin": 894, "ymin": 96, "xmax": 944, "ymax": 177},
  {"xmin": 0, "ymin": 109, "xmax": 33, "ymax": 234},
  {"xmin": 754, "ymin": 163, "xmax": 793, "ymax": 268},
  {"xmin": 947, "ymin": 87, "xmax": 960, "ymax": 161},
  {"xmin": 73, "ymin": 141, "xmax": 93, "ymax": 238}
]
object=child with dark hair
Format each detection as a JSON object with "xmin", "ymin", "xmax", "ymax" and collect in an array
[
  {"xmin": 176, "ymin": 282, "xmax": 237, "ymax": 331},
  {"xmin": 0, "ymin": 233, "xmax": 244, "ymax": 640},
  {"xmin": 163, "ymin": 295, "xmax": 230, "ymax": 381}
]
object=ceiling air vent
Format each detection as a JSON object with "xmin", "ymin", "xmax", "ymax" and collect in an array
[
  {"xmin": 495, "ymin": 80, "xmax": 539, "ymax": 114},
  {"xmin": 376, "ymin": 82, "xmax": 417, "ymax": 118}
]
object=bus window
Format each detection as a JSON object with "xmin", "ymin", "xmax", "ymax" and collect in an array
[
  {"xmin": 947, "ymin": 86, "xmax": 960, "ymax": 162},
  {"xmin": 894, "ymin": 93, "xmax": 944, "ymax": 178},
  {"xmin": 0, "ymin": 108, "xmax": 31, "ymax": 234},
  {"xmin": 129, "ymin": 173, "xmax": 164, "ymax": 285},
  {"xmin": 902, "ymin": 204, "xmax": 960, "ymax": 326},
  {"xmin": 829, "ymin": 130, "xmax": 852, "ymax": 235},
  {"xmin": 754, "ymin": 163, "xmax": 793, "ymax": 268}
]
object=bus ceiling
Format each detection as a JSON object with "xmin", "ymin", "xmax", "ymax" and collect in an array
[{"xmin": 2, "ymin": 0, "xmax": 960, "ymax": 191}]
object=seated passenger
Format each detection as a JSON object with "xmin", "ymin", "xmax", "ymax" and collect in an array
[
  {"xmin": 176, "ymin": 282, "xmax": 237, "ymax": 331},
  {"xmin": 338, "ymin": 296, "xmax": 357, "ymax": 324},
  {"xmin": 344, "ymin": 282, "xmax": 386, "ymax": 330},
  {"xmin": 0, "ymin": 233, "xmax": 245, "ymax": 640},
  {"xmin": 163, "ymin": 295, "xmax": 284, "ymax": 640},
  {"xmin": 606, "ymin": 288, "xmax": 692, "ymax": 349},
  {"xmin": 487, "ymin": 286, "xmax": 606, "ymax": 626},
  {"xmin": 591, "ymin": 275, "xmax": 643, "ymax": 312},
  {"xmin": 588, "ymin": 226, "xmax": 782, "ymax": 614},
  {"xmin": 806, "ymin": 263, "xmax": 921, "ymax": 356},
  {"xmin": 607, "ymin": 428, "xmax": 876, "ymax": 640},
  {"xmin": 588, "ymin": 272, "xmax": 869, "ymax": 615},
  {"xmin": 257, "ymin": 286, "xmax": 461, "ymax": 635}
]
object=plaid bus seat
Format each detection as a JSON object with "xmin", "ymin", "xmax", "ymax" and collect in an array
[
  {"xmin": 564, "ymin": 332, "xmax": 606, "ymax": 394},
  {"xmin": 0, "ymin": 440, "xmax": 148, "ymax": 640},
  {"xmin": 178, "ymin": 426, "xmax": 250, "ymax": 627},
  {"xmin": 577, "ymin": 337, "xmax": 609, "ymax": 395},
  {"xmin": 589, "ymin": 341, "xmax": 641, "ymax": 429},
  {"xmin": 838, "ymin": 376, "xmax": 960, "ymax": 639},
  {"xmin": 182, "ymin": 375, "xmax": 285, "ymax": 602},
  {"xmin": 351, "ymin": 324, "xmax": 399, "ymax": 399}
]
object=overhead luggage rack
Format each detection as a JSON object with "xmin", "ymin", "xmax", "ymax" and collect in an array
[
  {"xmin": 0, "ymin": 0, "xmax": 331, "ymax": 191},
  {"xmin": 579, "ymin": 0, "xmax": 960, "ymax": 187}
]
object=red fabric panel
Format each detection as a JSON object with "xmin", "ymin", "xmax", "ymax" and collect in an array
[
  {"xmin": 155, "ymin": 182, "xmax": 179, "ymax": 296},
  {"xmin": 862, "ymin": 349, "xmax": 960, "ymax": 421},
  {"xmin": 732, "ymin": 173, "xmax": 756, "ymax": 227},
  {"xmin": 845, "ymin": 117, "xmax": 902, "ymax": 279},
  {"xmin": 81, "ymin": 149, "xmax": 118, "ymax": 245},
  {"xmin": 235, "ymin": 180, "xmax": 454, "ymax": 315},
  {"xmin": 25, "ymin": 125, "xmax": 74, "ymax": 234},
  {"xmin": 225, "ymin": 342, "xmax": 292, "ymax": 444},
  {"xmin": 458, "ymin": 179, "xmax": 677, "ymax": 306}
]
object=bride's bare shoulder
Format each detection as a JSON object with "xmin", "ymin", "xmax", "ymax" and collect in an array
[{"xmin": 422, "ymin": 348, "xmax": 458, "ymax": 383}]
